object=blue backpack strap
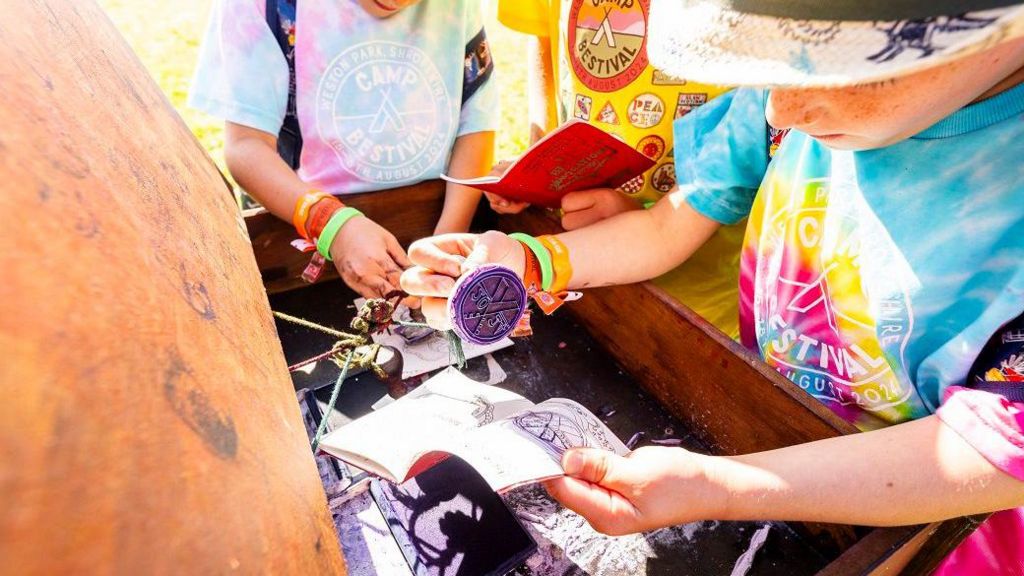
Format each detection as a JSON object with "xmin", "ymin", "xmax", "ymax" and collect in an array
[
  {"xmin": 266, "ymin": 0, "xmax": 302, "ymax": 169},
  {"xmin": 967, "ymin": 312, "xmax": 1024, "ymax": 402},
  {"xmin": 462, "ymin": 27, "xmax": 494, "ymax": 105}
]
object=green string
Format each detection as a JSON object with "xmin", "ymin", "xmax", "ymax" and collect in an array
[{"xmin": 310, "ymin": 349, "xmax": 354, "ymax": 453}]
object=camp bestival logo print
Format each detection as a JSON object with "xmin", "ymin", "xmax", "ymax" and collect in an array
[
  {"xmin": 317, "ymin": 42, "xmax": 454, "ymax": 184},
  {"xmin": 568, "ymin": 0, "xmax": 649, "ymax": 92},
  {"xmin": 750, "ymin": 173, "xmax": 922, "ymax": 422}
]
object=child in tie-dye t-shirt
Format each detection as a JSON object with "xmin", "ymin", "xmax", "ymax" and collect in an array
[
  {"xmin": 189, "ymin": 0, "xmax": 498, "ymax": 300},
  {"xmin": 398, "ymin": 2, "xmax": 1024, "ymax": 570}
]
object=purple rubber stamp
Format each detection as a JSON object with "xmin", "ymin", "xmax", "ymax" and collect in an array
[{"xmin": 448, "ymin": 264, "xmax": 528, "ymax": 345}]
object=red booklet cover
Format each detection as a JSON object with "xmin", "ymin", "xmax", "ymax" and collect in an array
[{"xmin": 442, "ymin": 120, "xmax": 655, "ymax": 208}]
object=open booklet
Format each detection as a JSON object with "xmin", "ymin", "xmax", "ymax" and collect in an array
[
  {"xmin": 441, "ymin": 119, "xmax": 655, "ymax": 208},
  {"xmin": 318, "ymin": 369, "xmax": 629, "ymax": 492}
]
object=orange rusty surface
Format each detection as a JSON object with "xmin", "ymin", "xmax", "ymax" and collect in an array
[{"xmin": 0, "ymin": 1, "xmax": 345, "ymax": 573}]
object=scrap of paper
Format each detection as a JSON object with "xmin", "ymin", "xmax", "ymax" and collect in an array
[{"xmin": 355, "ymin": 299, "xmax": 513, "ymax": 379}]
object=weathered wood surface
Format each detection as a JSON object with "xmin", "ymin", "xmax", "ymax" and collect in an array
[
  {"xmin": 0, "ymin": 1, "xmax": 345, "ymax": 574},
  {"xmin": 498, "ymin": 208, "xmax": 980, "ymax": 572},
  {"xmin": 246, "ymin": 180, "xmax": 445, "ymax": 294}
]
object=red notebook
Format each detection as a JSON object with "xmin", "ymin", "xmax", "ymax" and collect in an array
[{"xmin": 442, "ymin": 120, "xmax": 655, "ymax": 208}]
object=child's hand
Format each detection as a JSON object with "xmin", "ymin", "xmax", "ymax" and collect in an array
[
  {"xmin": 561, "ymin": 188, "xmax": 642, "ymax": 230},
  {"xmin": 400, "ymin": 231, "xmax": 526, "ymax": 330},
  {"xmin": 543, "ymin": 446, "xmax": 724, "ymax": 536},
  {"xmin": 329, "ymin": 215, "xmax": 411, "ymax": 300},
  {"xmin": 484, "ymin": 159, "xmax": 529, "ymax": 214}
]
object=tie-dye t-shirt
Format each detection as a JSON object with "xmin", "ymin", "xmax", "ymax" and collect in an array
[
  {"xmin": 676, "ymin": 86, "xmax": 1024, "ymax": 431},
  {"xmin": 189, "ymin": 0, "xmax": 499, "ymax": 194}
]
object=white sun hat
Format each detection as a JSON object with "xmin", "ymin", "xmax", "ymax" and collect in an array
[{"xmin": 648, "ymin": 0, "xmax": 1024, "ymax": 87}]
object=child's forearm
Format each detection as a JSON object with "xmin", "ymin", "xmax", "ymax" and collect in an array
[
  {"xmin": 435, "ymin": 131, "xmax": 494, "ymax": 234},
  {"xmin": 224, "ymin": 122, "xmax": 311, "ymax": 221},
  {"xmin": 558, "ymin": 191, "xmax": 721, "ymax": 289},
  {"xmin": 528, "ymin": 36, "xmax": 555, "ymax": 145},
  {"xmin": 705, "ymin": 415, "xmax": 1024, "ymax": 526}
]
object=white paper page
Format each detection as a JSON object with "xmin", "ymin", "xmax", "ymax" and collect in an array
[
  {"xmin": 445, "ymin": 397, "xmax": 630, "ymax": 491},
  {"xmin": 318, "ymin": 369, "xmax": 533, "ymax": 481},
  {"xmin": 356, "ymin": 299, "xmax": 513, "ymax": 379}
]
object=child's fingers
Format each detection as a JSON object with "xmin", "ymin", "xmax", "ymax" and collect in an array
[
  {"xmin": 560, "ymin": 190, "xmax": 599, "ymax": 212},
  {"xmin": 419, "ymin": 296, "xmax": 452, "ymax": 330},
  {"xmin": 561, "ymin": 207, "xmax": 601, "ymax": 231},
  {"xmin": 385, "ymin": 233, "xmax": 412, "ymax": 269},
  {"xmin": 543, "ymin": 476, "xmax": 636, "ymax": 536},
  {"xmin": 400, "ymin": 266, "xmax": 457, "ymax": 298},
  {"xmin": 407, "ymin": 235, "xmax": 474, "ymax": 277}
]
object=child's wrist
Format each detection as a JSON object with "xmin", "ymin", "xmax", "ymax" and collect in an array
[
  {"xmin": 292, "ymin": 190, "xmax": 335, "ymax": 240},
  {"xmin": 509, "ymin": 233, "xmax": 553, "ymax": 291},
  {"xmin": 316, "ymin": 207, "xmax": 365, "ymax": 261}
]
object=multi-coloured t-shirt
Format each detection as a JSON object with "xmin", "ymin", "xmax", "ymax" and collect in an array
[
  {"xmin": 676, "ymin": 80, "xmax": 1024, "ymax": 576},
  {"xmin": 189, "ymin": 0, "xmax": 499, "ymax": 194},
  {"xmin": 677, "ymin": 85, "xmax": 1024, "ymax": 430},
  {"xmin": 498, "ymin": 0, "xmax": 745, "ymax": 337}
]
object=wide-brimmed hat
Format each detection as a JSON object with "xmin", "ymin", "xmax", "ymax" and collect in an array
[{"xmin": 648, "ymin": 0, "xmax": 1024, "ymax": 87}]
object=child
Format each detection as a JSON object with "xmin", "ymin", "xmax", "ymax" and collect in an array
[
  {"xmin": 189, "ymin": 0, "xmax": 498, "ymax": 299},
  {"xmin": 492, "ymin": 0, "xmax": 746, "ymax": 337},
  {"xmin": 401, "ymin": 0, "xmax": 1024, "ymax": 571}
]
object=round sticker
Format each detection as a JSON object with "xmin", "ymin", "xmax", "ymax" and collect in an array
[
  {"xmin": 567, "ymin": 0, "xmax": 650, "ymax": 92},
  {"xmin": 618, "ymin": 174, "xmax": 645, "ymax": 195},
  {"xmin": 651, "ymin": 162, "xmax": 676, "ymax": 193},
  {"xmin": 448, "ymin": 265, "xmax": 527, "ymax": 345},
  {"xmin": 635, "ymin": 134, "xmax": 666, "ymax": 160},
  {"xmin": 628, "ymin": 93, "xmax": 665, "ymax": 129}
]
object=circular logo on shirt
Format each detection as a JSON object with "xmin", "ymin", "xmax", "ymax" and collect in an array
[
  {"xmin": 317, "ymin": 41, "xmax": 454, "ymax": 184},
  {"xmin": 635, "ymin": 134, "xmax": 665, "ymax": 160},
  {"xmin": 568, "ymin": 0, "xmax": 650, "ymax": 92},
  {"xmin": 627, "ymin": 93, "xmax": 665, "ymax": 128},
  {"xmin": 651, "ymin": 161, "xmax": 675, "ymax": 193}
]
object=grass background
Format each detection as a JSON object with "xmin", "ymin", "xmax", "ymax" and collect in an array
[{"xmin": 98, "ymin": 0, "xmax": 531, "ymax": 181}]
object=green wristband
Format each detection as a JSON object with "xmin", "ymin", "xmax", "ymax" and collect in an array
[
  {"xmin": 509, "ymin": 232, "xmax": 553, "ymax": 292},
  {"xmin": 316, "ymin": 207, "xmax": 364, "ymax": 261}
]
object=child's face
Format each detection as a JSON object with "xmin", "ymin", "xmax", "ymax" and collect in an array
[
  {"xmin": 355, "ymin": 0, "xmax": 422, "ymax": 18},
  {"xmin": 766, "ymin": 38, "xmax": 1024, "ymax": 151}
]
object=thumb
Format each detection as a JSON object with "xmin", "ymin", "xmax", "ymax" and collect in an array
[
  {"xmin": 562, "ymin": 448, "xmax": 621, "ymax": 486},
  {"xmin": 459, "ymin": 231, "xmax": 514, "ymax": 275}
]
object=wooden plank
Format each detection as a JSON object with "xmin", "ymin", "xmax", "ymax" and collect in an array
[
  {"xmin": 246, "ymin": 180, "xmax": 445, "ymax": 293},
  {"xmin": 0, "ymin": 2, "xmax": 345, "ymax": 574}
]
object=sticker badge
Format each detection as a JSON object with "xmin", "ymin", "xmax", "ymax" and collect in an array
[
  {"xmin": 618, "ymin": 174, "xmax": 645, "ymax": 195},
  {"xmin": 768, "ymin": 127, "xmax": 791, "ymax": 158},
  {"xmin": 651, "ymin": 69, "xmax": 687, "ymax": 85},
  {"xmin": 596, "ymin": 100, "xmax": 619, "ymax": 125},
  {"xmin": 317, "ymin": 41, "xmax": 454, "ymax": 185},
  {"xmin": 674, "ymin": 92, "xmax": 708, "ymax": 119},
  {"xmin": 568, "ymin": 0, "xmax": 650, "ymax": 92},
  {"xmin": 651, "ymin": 162, "xmax": 675, "ymax": 193},
  {"xmin": 574, "ymin": 94, "xmax": 593, "ymax": 120},
  {"xmin": 627, "ymin": 93, "xmax": 665, "ymax": 128},
  {"xmin": 635, "ymin": 134, "xmax": 666, "ymax": 160}
]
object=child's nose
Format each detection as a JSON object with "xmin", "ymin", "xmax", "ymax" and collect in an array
[{"xmin": 766, "ymin": 89, "xmax": 825, "ymax": 131}]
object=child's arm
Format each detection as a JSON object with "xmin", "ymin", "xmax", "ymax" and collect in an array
[
  {"xmin": 401, "ymin": 189, "xmax": 721, "ymax": 328},
  {"xmin": 546, "ymin": 413, "xmax": 1024, "ymax": 535},
  {"xmin": 225, "ymin": 122, "xmax": 410, "ymax": 298},
  {"xmin": 434, "ymin": 131, "xmax": 495, "ymax": 235}
]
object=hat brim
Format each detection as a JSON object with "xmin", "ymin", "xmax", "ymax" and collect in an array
[{"xmin": 648, "ymin": 0, "xmax": 1024, "ymax": 87}]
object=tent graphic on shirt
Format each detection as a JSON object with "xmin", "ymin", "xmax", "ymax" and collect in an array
[
  {"xmin": 590, "ymin": 9, "xmax": 617, "ymax": 48},
  {"xmin": 368, "ymin": 89, "xmax": 407, "ymax": 134}
]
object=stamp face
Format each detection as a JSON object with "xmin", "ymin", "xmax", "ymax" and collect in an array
[{"xmin": 449, "ymin": 265, "xmax": 527, "ymax": 345}]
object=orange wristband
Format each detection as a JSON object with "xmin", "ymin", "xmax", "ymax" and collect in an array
[
  {"xmin": 518, "ymin": 240, "xmax": 543, "ymax": 294},
  {"xmin": 537, "ymin": 235, "xmax": 573, "ymax": 294},
  {"xmin": 292, "ymin": 190, "xmax": 333, "ymax": 240},
  {"xmin": 305, "ymin": 196, "xmax": 345, "ymax": 241}
]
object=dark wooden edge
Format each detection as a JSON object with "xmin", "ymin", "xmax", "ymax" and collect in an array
[
  {"xmin": 244, "ymin": 180, "xmax": 445, "ymax": 294},
  {"xmin": 817, "ymin": 515, "xmax": 986, "ymax": 576}
]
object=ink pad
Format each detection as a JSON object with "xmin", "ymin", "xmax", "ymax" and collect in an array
[{"xmin": 448, "ymin": 265, "xmax": 527, "ymax": 345}]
